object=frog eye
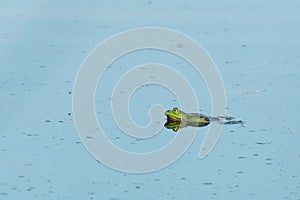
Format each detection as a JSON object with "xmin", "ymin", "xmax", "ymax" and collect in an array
[{"xmin": 172, "ymin": 107, "xmax": 179, "ymax": 114}]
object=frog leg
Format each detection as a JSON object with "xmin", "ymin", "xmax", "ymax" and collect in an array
[
  {"xmin": 213, "ymin": 115, "xmax": 236, "ymax": 120},
  {"xmin": 209, "ymin": 116, "xmax": 245, "ymax": 127}
]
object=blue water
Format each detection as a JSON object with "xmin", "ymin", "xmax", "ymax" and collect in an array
[{"xmin": 1, "ymin": 0, "xmax": 300, "ymax": 199}]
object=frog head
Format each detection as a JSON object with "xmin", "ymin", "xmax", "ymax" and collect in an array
[{"xmin": 164, "ymin": 107, "xmax": 181, "ymax": 122}]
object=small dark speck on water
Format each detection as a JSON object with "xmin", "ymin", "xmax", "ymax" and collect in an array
[
  {"xmin": 27, "ymin": 187, "xmax": 35, "ymax": 191},
  {"xmin": 22, "ymin": 132, "xmax": 31, "ymax": 136},
  {"xmin": 203, "ymin": 182, "xmax": 213, "ymax": 185},
  {"xmin": 58, "ymin": 120, "xmax": 64, "ymax": 123},
  {"xmin": 256, "ymin": 141, "xmax": 270, "ymax": 145},
  {"xmin": 266, "ymin": 162, "xmax": 273, "ymax": 165},
  {"xmin": 180, "ymin": 177, "xmax": 187, "ymax": 180},
  {"xmin": 45, "ymin": 120, "xmax": 51, "ymax": 122},
  {"xmin": 1, "ymin": 192, "xmax": 8, "ymax": 195},
  {"xmin": 135, "ymin": 186, "xmax": 140, "ymax": 189},
  {"xmin": 68, "ymin": 91, "xmax": 72, "ymax": 94}
]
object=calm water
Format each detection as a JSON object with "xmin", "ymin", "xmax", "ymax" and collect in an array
[{"xmin": 1, "ymin": 0, "xmax": 300, "ymax": 199}]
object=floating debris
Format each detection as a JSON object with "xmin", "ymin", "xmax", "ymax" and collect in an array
[
  {"xmin": 27, "ymin": 187, "xmax": 35, "ymax": 191},
  {"xmin": 266, "ymin": 162, "xmax": 273, "ymax": 165},
  {"xmin": 22, "ymin": 132, "xmax": 39, "ymax": 137},
  {"xmin": 256, "ymin": 141, "xmax": 271, "ymax": 145},
  {"xmin": 203, "ymin": 182, "xmax": 213, "ymax": 185},
  {"xmin": 224, "ymin": 59, "xmax": 236, "ymax": 64},
  {"xmin": 236, "ymin": 89, "xmax": 267, "ymax": 95}
]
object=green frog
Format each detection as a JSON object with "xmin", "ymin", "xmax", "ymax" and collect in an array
[{"xmin": 164, "ymin": 107, "xmax": 243, "ymax": 132}]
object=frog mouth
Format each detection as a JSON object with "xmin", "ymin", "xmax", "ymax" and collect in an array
[{"xmin": 166, "ymin": 115, "xmax": 181, "ymax": 122}]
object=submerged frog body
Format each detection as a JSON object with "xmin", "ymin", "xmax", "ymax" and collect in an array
[{"xmin": 164, "ymin": 107, "xmax": 243, "ymax": 132}]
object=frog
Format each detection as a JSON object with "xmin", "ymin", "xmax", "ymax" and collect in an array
[{"xmin": 164, "ymin": 107, "xmax": 244, "ymax": 132}]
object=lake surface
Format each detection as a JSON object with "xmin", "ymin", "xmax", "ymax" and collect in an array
[{"xmin": 1, "ymin": 0, "xmax": 300, "ymax": 199}]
